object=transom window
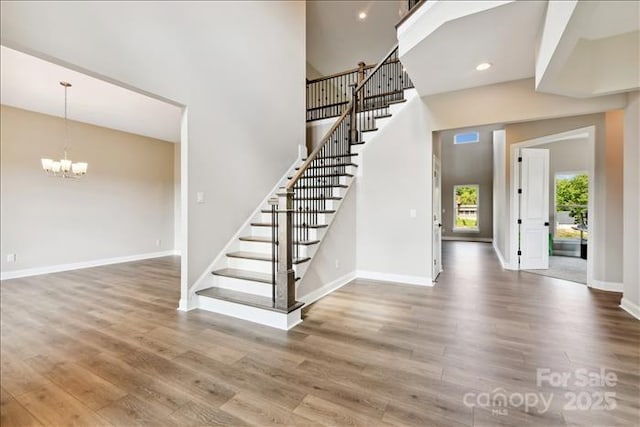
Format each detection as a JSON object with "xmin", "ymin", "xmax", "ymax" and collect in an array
[{"xmin": 454, "ymin": 132, "xmax": 479, "ymax": 145}]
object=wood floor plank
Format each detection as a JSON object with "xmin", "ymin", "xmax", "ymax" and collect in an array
[{"xmin": 14, "ymin": 382, "xmax": 112, "ymax": 426}]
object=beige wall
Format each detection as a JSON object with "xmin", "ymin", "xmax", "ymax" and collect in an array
[
  {"xmin": 0, "ymin": 105, "xmax": 176, "ymax": 274},
  {"xmin": 440, "ymin": 124, "xmax": 501, "ymax": 240}
]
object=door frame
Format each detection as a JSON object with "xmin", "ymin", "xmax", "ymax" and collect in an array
[
  {"xmin": 432, "ymin": 155, "xmax": 442, "ymax": 280},
  {"xmin": 509, "ymin": 126, "xmax": 595, "ymax": 286}
]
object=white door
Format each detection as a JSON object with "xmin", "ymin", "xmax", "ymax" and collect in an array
[
  {"xmin": 519, "ymin": 148, "xmax": 549, "ymax": 269},
  {"xmin": 432, "ymin": 156, "xmax": 442, "ymax": 280}
]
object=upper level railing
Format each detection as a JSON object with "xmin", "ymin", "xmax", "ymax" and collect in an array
[{"xmin": 271, "ymin": 44, "xmax": 413, "ymax": 311}]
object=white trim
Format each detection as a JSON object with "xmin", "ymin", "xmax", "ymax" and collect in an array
[
  {"xmin": 356, "ymin": 270, "xmax": 433, "ymax": 287},
  {"xmin": 590, "ymin": 279, "xmax": 623, "ymax": 293},
  {"xmin": 0, "ymin": 250, "xmax": 177, "ymax": 281},
  {"xmin": 493, "ymin": 240, "xmax": 507, "ymax": 268},
  {"xmin": 196, "ymin": 295, "xmax": 302, "ymax": 330},
  {"xmin": 620, "ymin": 298, "xmax": 640, "ymax": 321},
  {"xmin": 179, "ymin": 107, "xmax": 190, "ymax": 311},
  {"xmin": 442, "ymin": 236, "xmax": 491, "ymax": 242},
  {"xmin": 299, "ymin": 271, "xmax": 356, "ymax": 306},
  {"xmin": 453, "ymin": 184, "xmax": 480, "ymax": 232},
  {"xmin": 187, "ymin": 149, "xmax": 304, "ymax": 300}
]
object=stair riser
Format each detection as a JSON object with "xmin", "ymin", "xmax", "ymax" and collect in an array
[
  {"xmin": 252, "ymin": 226, "xmax": 320, "ymax": 240},
  {"xmin": 350, "ymin": 143, "xmax": 366, "ymax": 155},
  {"xmin": 292, "ymin": 186, "xmax": 343, "ymax": 198},
  {"xmin": 259, "ymin": 212, "xmax": 330, "ymax": 224},
  {"xmin": 227, "ymin": 257, "xmax": 304, "ymax": 274},
  {"xmin": 239, "ymin": 240, "xmax": 311, "ymax": 257},
  {"xmin": 295, "ymin": 176, "xmax": 349, "ymax": 186},
  {"xmin": 304, "ymin": 165, "xmax": 358, "ymax": 176},
  {"xmin": 264, "ymin": 199, "xmax": 339, "ymax": 211},
  {"xmin": 212, "ymin": 274, "xmax": 273, "ymax": 297}
]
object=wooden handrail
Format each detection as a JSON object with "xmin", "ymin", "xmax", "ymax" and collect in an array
[
  {"xmin": 396, "ymin": 0, "xmax": 427, "ymax": 29},
  {"xmin": 354, "ymin": 44, "xmax": 399, "ymax": 93},
  {"xmin": 306, "ymin": 63, "xmax": 376, "ymax": 85},
  {"xmin": 287, "ymin": 103, "xmax": 353, "ymax": 190}
]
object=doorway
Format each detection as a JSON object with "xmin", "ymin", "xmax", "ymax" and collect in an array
[{"xmin": 510, "ymin": 127, "xmax": 595, "ymax": 285}]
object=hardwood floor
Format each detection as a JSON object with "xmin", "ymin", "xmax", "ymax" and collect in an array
[{"xmin": 1, "ymin": 242, "xmax": 638, "ymax": 426}]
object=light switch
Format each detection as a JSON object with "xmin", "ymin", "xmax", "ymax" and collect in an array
[
  {"xmin": 196, "ymin": 192, "xmax": 205, "ymax": 204},
  {"xmin": 410, "ymin": 209, "xmax": 417, "ymax": 218}
]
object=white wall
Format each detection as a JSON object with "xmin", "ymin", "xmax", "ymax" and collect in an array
[
  {"xmin": 297, "ymin": 186, "xmax": 356, "ymax": 300},
  {"xmin": 356, "ymin": 95, "xmax": 432, "ymax": 283},
  {"xmin": 0, "ymin": 1, "xmax": 306, "ymax": 302},
  {"xmin": 354, "ymin": 77, "xmax": 626, "ymax": 288},
  {"xmin": 0, "ymin": 105, "xmax": 175, "ymax": 276},
  {"xmin": 622, "ymin": 91, "xmax": 640, "ymax": 318}
]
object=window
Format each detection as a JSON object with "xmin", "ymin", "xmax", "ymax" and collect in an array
[
  {"xmin": 453, "ymin": 185, "xmax": 479, "ymax": 231},
  {"xmin": 454, "ymin": 132, "xmax": 479, "ymax": 145},
  {"xmin": 554, "ymin": 172, "xmax": 588, "ymax": 240}
]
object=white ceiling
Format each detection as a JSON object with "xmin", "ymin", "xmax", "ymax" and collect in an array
[
  {"xmin": 536, "ymin": 0, "xmax": 640, "ymax": 97},
  {"xmin": 306, "ymin": 0, "xmax": 405, "ymax": 76},
  {"xmin": 0, "ymin": 46, "xmax": 183, "ymax": 143},
  {"xmin": 398, "ymin": 1, "xmax": 547, "ymax": 96}
]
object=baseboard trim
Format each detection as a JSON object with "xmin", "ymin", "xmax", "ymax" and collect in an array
[
  {"xmin": 0, "ymin": 250, "xmax": 177, "ymax": 281},
  {"xmin": 299, "ymin": 271, "xmax": 357, "ymax": 306},
  {"xmin": 443, "ymin": 236, "xmax": 492, "ymax": 242},
  {"xmin": 356, "ymin": 270, "xmax": 433, "ymax": 287},
  {"xmin": 492, "ymin": 241, "xmax": 507, "ymax": 269},
  {"xmin": 620, "ymin": 298, "xmax": 640, "ymax": 321},
  {"xmin": 590, "ymin": 279, "xmax": 623, "ymax": 293},
  {"xmin": 197, "ymin": 295, "xmax": 302, "ymax": 330}
]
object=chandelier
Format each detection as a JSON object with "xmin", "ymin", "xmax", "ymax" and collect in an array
[{"xmin": 40, "ymin": 82, "xmax": 88, "ymax": 178}]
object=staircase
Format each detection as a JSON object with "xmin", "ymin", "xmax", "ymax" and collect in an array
[{"xmin": 194, "ymin": 45, "xmax": 414, "ymax": 329}]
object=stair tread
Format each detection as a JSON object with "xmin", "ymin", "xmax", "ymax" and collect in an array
[
  {"xmin": 386, "ymin": 98, "xmax": 407, "ymax": 105},
  {"xmin": 261, "ymin": 209, "xmax": 336, "ymax": 214},
  {"xmin": 291, "ymin": 184, "xmax": 349, "ymax": 189},
  {"xmin": 374, "ymin": 113, "xmax": 392, "ymax": 119},
  {"xmin": 287, "ymin": 173, "xmax": 353, "ymax": 179},
  {"xmin": 295, "ymin": 163, "xmax": 358, "ymax": 170},
  {"xmin": 196, "ymin": 286, "xmax": 304, "ymax": 313},
  {"xmin": 361, "ymin": 128, "xmax": 378, "ymax": 132},
  {"xmin": 227, "ymin": 251, "xmax": 310, "ymax": 264},
  {"xmin": 212, "ymin": 268, "xmax": 272, "ymax": 283},
  {"xmin": 293, "ymin": 196, "xmax": 343, "ymax": 200},
  {"xmin": 251, "ymin": 222, "xmax": 328, "ymax": 229},
  {"xmin": 240, "ymin": 236, "xmax": 320, "ymax": 245},
  {"xmin": 303, "ymin": 153, "xmax": 358, "ymax": 160}
]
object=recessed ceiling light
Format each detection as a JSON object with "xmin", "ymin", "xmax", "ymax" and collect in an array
[
  {"xmin": 476, "ymin": 62, "xmax": 492, "ymax": 71},
  {"xmin": 358, "ymin": 11, "xmax": 367, "ymax": 20}
]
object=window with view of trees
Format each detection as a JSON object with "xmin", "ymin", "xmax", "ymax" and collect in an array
[
  {"xmin": 555, "ymin": 173, "xmax": 588, "ymax": 240},
  {"xmin": 453, "ymin": 185, "xmax": 479, "ymax": 231}
]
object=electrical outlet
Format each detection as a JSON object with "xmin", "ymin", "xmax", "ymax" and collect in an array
[
  {"xmin": 6, "ymin": 254, "xmax": 16, "ymax": 263},
  {"xmin": 156, "ymin": 239, "xmax": 162, "ymax": 247},
  {"xmin": 335, "ymin": 259, "xmax": 340, "ymax": 269},
  {"xmin": 196, "ymin": 192, "xmax": 205, "ymax": 204},
  {"xmin": 410, "ymin": 209, "xmax": 417, "ymax": 218}
]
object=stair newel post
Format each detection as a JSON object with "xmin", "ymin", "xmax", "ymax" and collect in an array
[
  {"xmin": 275, "ymin": 190, "xmax": 296, "ymax": 311},
  {"xmin": 357, "ymin": 61, "xmax": 366, "ymax": 84}
]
